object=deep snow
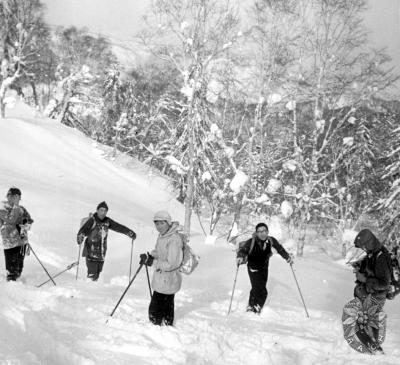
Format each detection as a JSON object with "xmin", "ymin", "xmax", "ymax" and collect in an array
[{"xmin": 0, "ymin": 101, "xmax": 399, "ymax": 365}]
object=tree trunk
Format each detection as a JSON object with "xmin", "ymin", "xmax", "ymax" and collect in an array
[
  {"xmin": 58, "ymin": 90, "xmax": 73, "ymax": 126},
  {"xmin": 227, "ymin": 192, "xmax": 244, "ymax": 242},
  {"xmin": 209, "ymin": 209, "xmax": 222, "ymax": 235},
  {"xmin": 0, "ymin": 98, "xmax": 5, "ymax": 118},
  {"xmin": 296, "ymin": 207, "xmax": 308, "ymax": 257},
  {"xmin": 184, "ymin": 117, "xmax": 195, "ymax": 236},
  {"xmin": 296, "ymin": 219, "xmax": 307, "ymax": 257},
  {"xmin": 30, "ymin": 80, "xmax": 38, "ymax": 108}
]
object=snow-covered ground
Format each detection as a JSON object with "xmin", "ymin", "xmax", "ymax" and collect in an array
[{"xmin": 0, "ymin": 101, "xmax": 399, "ymax": 365}]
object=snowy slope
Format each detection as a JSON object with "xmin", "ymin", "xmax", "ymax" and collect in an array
[{"xmin": 0, "ymin": 101, "xmax": 399, "ymax": 365}]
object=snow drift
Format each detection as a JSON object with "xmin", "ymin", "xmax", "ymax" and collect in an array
[{"xmin": 0, "ymin": 101, "xmax": 398, "ymax": 364}]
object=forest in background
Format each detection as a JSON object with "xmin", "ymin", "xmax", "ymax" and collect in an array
[{"xmin": 1, "ymin": 0, "xmax": 400, "ymax": 256}]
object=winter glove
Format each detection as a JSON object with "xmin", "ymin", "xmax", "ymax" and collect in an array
[
  {"xmin": 24, "ymin": 243, "xmax": 30, "ymax": 256},
  {"xmin": 139, "ymin": 253, "xmax": 154, "ymax": 266},
  {"xmin": 139, "ymin": 253, "xmax": 147, "ymax": 265},
  {"xmin": 128, "ymin": 231, "xmax": 136, "ymax": 239},
  {"xmin": 146, "ymin": 253, "xmax": 154, "ymax": 267},
  {"xmin": 77, "ymin": 234, "xmax": 85, "ymax": 245},
  {"xmin": 286, "ymin": 254, "xmax": 294, "ymax": 265},
  {"xmin": 19, "ymin": 223, "xmax": 31, "ymax": 238},
  {"xmin": 236, "ymin": 257, "xmax": 245, "ymax": 266}
]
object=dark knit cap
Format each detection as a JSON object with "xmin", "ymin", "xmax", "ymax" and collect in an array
[
  {"xmin": 255, "ymin": 222, "xmax": 268, "ymax": 232},
  {"xmin": 7, "ymin": 187, "xmax": 21, "ymax": 196},
  {"xmin": 97, "ymin": 201, "xmax": 109, "ymax": 211}
]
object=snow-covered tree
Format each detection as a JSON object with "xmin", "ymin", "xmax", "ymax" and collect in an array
[
  {"xmin": 378, "ymin": 112, "xmax": 400, "ymax": 246},
  {"xmin": 251, "ymin": 0, "xmax": 397, "ymax": 255},
  {"xmin": 142, "ymin": 0, "xmax": 242, "ymax": 235},
  {"xmin": 0, "ymin": 0, "xmax": 50, "ymax": 117},
  {"xmin": 48, "ymin": 27, "xmax": 117, "ymax": 132}
]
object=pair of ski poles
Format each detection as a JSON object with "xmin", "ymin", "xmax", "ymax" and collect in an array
[
  {"xmin": 227, "ymin": 261, "xmax": 310, "ymax": 318},
  {"xmin": 107, "ymin": 256, "xmax": 153, "ymax": 321},
  {"xmin": 36, "ymin": 236, "xmax": 137, "ymax": 287},
  {"xmin": 74, "ymin": 237, "xmax": 136, "ymax": 283},
  {"xmin": 30, "ymin": 241, "xmax": 79, "ymax": 288}
]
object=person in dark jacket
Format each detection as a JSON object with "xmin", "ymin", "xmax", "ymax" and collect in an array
[
  {"xmin": 353, "ymin": 229, "xmax": 392, "ymax": 308},
  {"xmin": 236, "ymin": 222, "xmax": 293, "ymax": 313},
  {"xmin": 0, "ymin": 187, "xmax": 33, "ymax": 281},
  {"xmin": 77, "ymin": 201, "xmax": 136, "ymax": 281}
]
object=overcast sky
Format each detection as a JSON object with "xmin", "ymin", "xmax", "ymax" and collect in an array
[{"xmin": 42, "ymin": 0, "xmax": 400, "ymax": 79}]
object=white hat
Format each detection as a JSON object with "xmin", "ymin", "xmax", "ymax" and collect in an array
[{"xmin": 153, "ymin": 210, "xmax": 172, "ymax": 225}]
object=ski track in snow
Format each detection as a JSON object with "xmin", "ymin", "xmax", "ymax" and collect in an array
[{"xmin": 0, "ymin": 102, "xmax": 399, "ymax": 365}]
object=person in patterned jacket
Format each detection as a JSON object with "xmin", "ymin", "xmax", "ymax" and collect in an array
[
  {"xmin": 77, "ymin": 201, "xmax": 136, "ymax": 281},
  {"xmin": 0, "ymin": 187, "xmax": 33, "ymax": 281}
]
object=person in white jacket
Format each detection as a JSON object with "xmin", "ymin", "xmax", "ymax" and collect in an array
[{"xmin": 145, "ymin": 211, "xmax": 183, "ymax": 326}]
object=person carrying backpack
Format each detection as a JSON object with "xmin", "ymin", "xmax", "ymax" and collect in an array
[
  {"xmin": 77, "ymin": 201, "xmax": 136, "ymax": 281},
  {"xmin": 341, "ymin": 228, "xmax": 393, "ymax": 354},
  {"xmin": 0, "ymin": 187, "xmax": 33, "ymax": 281},
  {"xmin": 236, "ymin": 222, "xmax": 293, "ymax": 314},
  {"xmin": 353, "ymin": 229, "xmax": 392, "ymax": 308},
  {"xmin": 140, "ymin": 210, "xmax": 183, "ymax": 326}
]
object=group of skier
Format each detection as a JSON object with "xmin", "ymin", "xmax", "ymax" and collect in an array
[
  {"xmin": 0, "ymin": 187, "xmax": 186, "ymax": 326},
  {"xmin": 77, "ymin": 206, "xmax": 184, "ymax": 326},
  {"xmin": 0, "ymin": 186, "xmax": 397, "ymax": 350}
]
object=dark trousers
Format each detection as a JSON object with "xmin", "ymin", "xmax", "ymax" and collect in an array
[
  {"xmin": 247, "ymin": 265, "xmax": 269, "ymax": 313},
  {"xmin": 148, "ymin": 291, "xmax": 175, "ymax": 326},
  {"xmin": 86, "ymin": 259, "xmax": 104, "ymax": 281},
  {"xmin": 4, "ymin": 245, "xmax": 26, "ymax": 281}
]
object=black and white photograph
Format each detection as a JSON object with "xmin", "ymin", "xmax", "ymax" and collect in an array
[{"xmin": 0, "ymin": 0, "xmax": 399, "ymax": 363}]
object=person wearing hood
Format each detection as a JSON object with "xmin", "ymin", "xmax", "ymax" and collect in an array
[
  {"xmin": 141, "ymin": 210, "xmax": 183, "ymax": 326},
  {"xmin": 353, "ymin": 229, "xmax": 392, "ymax": 304},
  {"xmin": 77, "ymin": 201, "xmax": 136, "ymax": 281},
  {"xmin": 236, "ymin": 222, "xmax": 293, "ymax": 314}
]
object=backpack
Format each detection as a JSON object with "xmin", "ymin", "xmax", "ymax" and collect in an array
[
  {"xmin": 178, "ymin": 232, "xmax": 200, "ymax": 275},
  {"xmin": 387, "ymin": 246, "xmax": 400, "ymax": 300},
  {"xmin": 164, "ymin": 231, "xmax": 199, "ymax": 275},
  {"xmin": 80, "ymin": 213, "xmax": 96, "ymax": 231}
]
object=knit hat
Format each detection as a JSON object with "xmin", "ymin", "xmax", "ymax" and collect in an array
[
  {"xmin": 7, "ymin": 187, "xmax": 21, "ymax": 197},
  {"xmin": 255, "ymin": 222, "xmax": 268, "ymax": 232},
  {"xmin": 96, "ymin": 201, "xmax": 109, "ymax": 211},
  {"xmin": 153, "ymin": 210, "xmax": 172, "ymax": 225},
  {"xmin": 354, "ymin": 229, "xmax": 380, "ymax": 251}
]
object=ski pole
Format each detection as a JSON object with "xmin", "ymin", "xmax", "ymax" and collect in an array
[
  {"xmin": 108, "ymin": 263, "xmax": 144, "ymax": 320},
  {"xmin": 28, "ymin": 243, "xmax": 57, "ymax": 286},
  {"xmin": 76, "ymin": 243, "xmax": 82, "ymax": 281},
  {"xmin": 145, "ymin": 264, "xmax": 152, "ymax": 298},
  {"xmin": 290, "ymin": 263, "xmax": 310, "ymax": 318},
  {"xmin": 129, "ymin": 238, "xmax": 134, "ymax": 282},
  {"xmin": 227, "ymin": 264, "xmax": 240, "ymax": 316},
  {"xmin": 37, "ymin": 262, "xmax": 78, "ymax": 288}
]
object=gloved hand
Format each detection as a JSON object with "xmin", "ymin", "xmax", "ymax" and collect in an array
[
  {"xmin": 236, "ymin": 257, "xmax": 245, "ymax": 266},
  {"xmin": 139, "ymin": 253, "xmax": 154, "ymax": 266},
  {"xmin": 146, "ymin": 252, "xmax": 154, "ymax": 267},
  {"xmin": 356, "ymin": 271, "xmax": 367, "ymax": 283},
  {"xmin": 286, "ymin": 253, "xmax": 294, "ymax": 265},
  {"xmin": 77, "ymin": 234, "xmax": 85, "ymax": 245},
  {"xmin": 128, "ymin": 231, "xmax": 136, "ymax": 239}
]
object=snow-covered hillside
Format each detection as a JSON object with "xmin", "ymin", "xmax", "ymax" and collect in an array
[{"xmin": 0, "ymin": 102, "xmax": 399, "ymax": 365}]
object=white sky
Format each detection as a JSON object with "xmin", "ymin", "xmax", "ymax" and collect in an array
[{"xmin": 42, "ymin": 0, "xmax": 400, "ymax": 82}]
